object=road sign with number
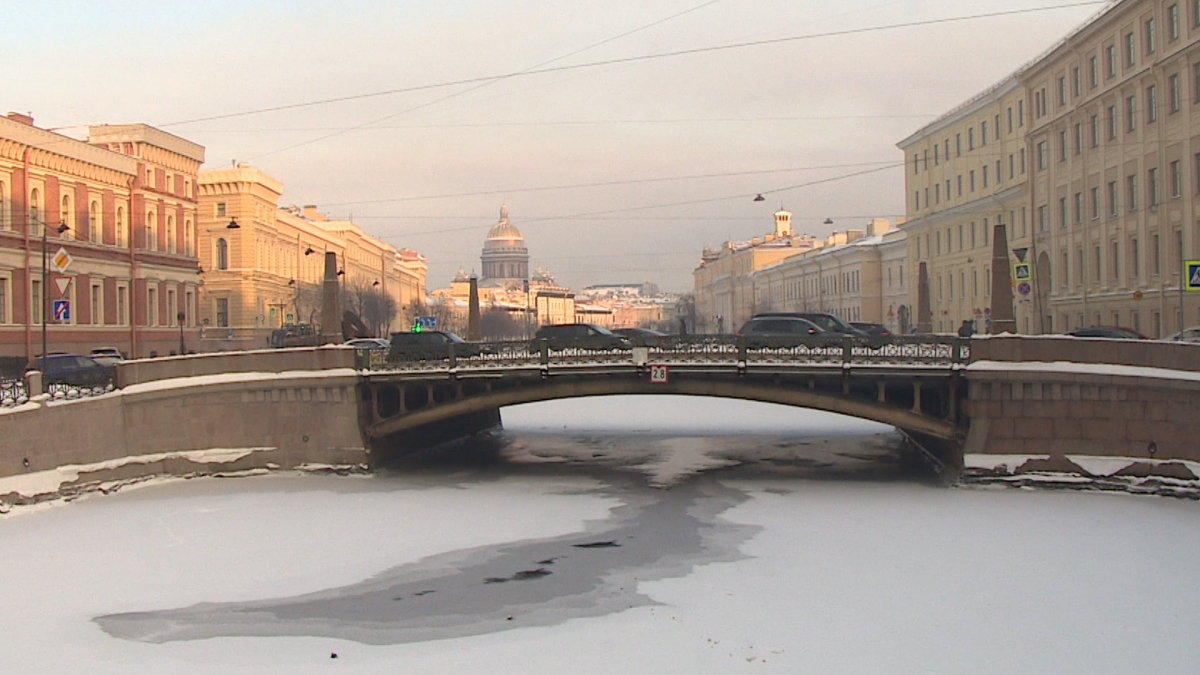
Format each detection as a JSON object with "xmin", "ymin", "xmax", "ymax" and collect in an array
[
  {"xmin": 649, "ymin": 364, "xmax": 669, "ymax": 384},
  {"xmin": 53, "ymin": 300, "xmax": 70, "ymax": 321},
  {"xmin": 1186, "ymin": 261, "xmax": 1200, "ymax": 291}
]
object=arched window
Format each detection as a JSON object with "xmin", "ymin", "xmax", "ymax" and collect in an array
[
  {"xmin": 0, "ymin": 180, "xmax": 7, "ymax": 230},
  {"xmin": 146, "ymin": 211, "xmax": 157, "ymax": 251},
  {"xmin": 216, "ymin": 238, "xmax": 228, "ymax": 270},
  {"xmin": 89, "ymin": 201, "xmax": 99, "ymax": 243},
  {"xmin": 166, "ymin": 215, "xmax": 176, "ymax": 254},
  {"xmin": 184, "ymin": 219, "xmax": 193, "ymax": 256},
  {"xmin": 116, "ymin": 207, "xmax": 126, "ymax": 247},
  {"xmin": 29, "ymin": 188, "xmax": 41, "ymax": 235},
  {"xmin": 61, "ymin": 195, "xmax": 73, "ymax": 239}
]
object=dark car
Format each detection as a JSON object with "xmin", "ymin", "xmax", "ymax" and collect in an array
[
  {"xmin": 850, "ymin": 322, "xmax": 892, "ymax": 339},
  {"xmin": 1065, "ymin": 326, "xmax": 1149, "ymax": 339},
  {"xmin": 34, "ymin": 354, "xmax": 113, "ymax": 388},
  {"xmin": 613, "ymin": 327, "xmax": 669, "ymax": 345},
  {"xmin": 752, "ymin": 312, "xmax": 870, "ymax": 338},
  {"xmin": 389, "ymin": 330, "xmax": 483, "ymax": 358},
  {"xmin": 533, "ymin": 324, "xmax": 631, "ymax": 351},
  {"xmin": 736, "ymin": 317, "xmax": 825, "ymax": 348}
]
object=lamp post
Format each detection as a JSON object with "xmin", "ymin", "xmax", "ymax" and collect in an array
[{"xmin": 41, "ymin": 221, "xmax": 70, "ymax": 366}]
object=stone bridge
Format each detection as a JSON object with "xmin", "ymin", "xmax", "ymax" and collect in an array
[{"xmin": 1, "ymin": 335, "xmax": 1197, "ymax": 504}]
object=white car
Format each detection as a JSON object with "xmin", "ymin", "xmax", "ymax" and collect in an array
[
  {"xmin": 89, "ymin": 347, "xmax": 125, "ymax": 367},
  {"xmin": 1164, "ymin": 327, "xmax": 1200, "ymax": 343}
]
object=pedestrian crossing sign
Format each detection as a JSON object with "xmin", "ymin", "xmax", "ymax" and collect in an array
[
  {"xmin": 1186, "ymin": 261, "xmax": 1200, "ymax": 292},
  {"xmin": 1012, "ymin": 262, "xmax": 1032, "ymax": 282}
]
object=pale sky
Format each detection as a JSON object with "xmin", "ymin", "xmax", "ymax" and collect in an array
[{"xmin": 7, "ymin": 0, "xmax": 1107, "ymax": 291}]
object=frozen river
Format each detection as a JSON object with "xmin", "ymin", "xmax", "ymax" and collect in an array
[{"xmin": 2, "ymin": 396, "xmax": 1198, "ymax": 673}]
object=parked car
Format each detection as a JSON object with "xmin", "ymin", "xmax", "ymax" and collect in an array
[
  {"xmin": 344, "ymin": 338, "xmax": 391, "ymax": 350},
  {"xmin": 850, "ymin": 322, "xmax": 892, "ymax": 339},
  {"xmin": 1164, "ymin": 327, "xmax": 1200, "ymax": 343},
  {"xmin": 735, "ymin": 317, "xmax": 825, "ymax": 348},
  {"xmin": 533, "ymin": 324, "xmax": 631, "ymax": 351},
  {"xmin": 389, "ymin": 330, "xmax": 483, "ymax": 358},
  {"xmin": 613, "ymin": 327, "xmax": 669, "ymax": 345},
  {"xmin": 33, "ymin": 353, "xmax": 113, "ymax": 387},
  {"xmin": 1064, "ymin": 326, "xmax": 1148, "ymax": 339},
  {"xmin": 751, "ymin": 312, "xmax": 870, "ymax": 338},
  {"xmin": 88, "ymin": 347, "xmax": 125, "ymax": 367}
]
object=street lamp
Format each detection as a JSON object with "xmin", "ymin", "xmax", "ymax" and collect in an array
[
  {"xmin": 226, "ymin": 218, "xmax": 240, "ymax": 229},
  {"xmin": 41, "ymin": 221, "xmax": 70, "ymax": 366}
]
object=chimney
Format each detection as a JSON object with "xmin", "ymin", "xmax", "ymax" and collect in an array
[
  {"xmin": 6, "ymin": 112, "xmax": 33, "ymax": 126},
  {"xmin": 302, "ymin": 205, "xmax": 320, "ymax": 220}
]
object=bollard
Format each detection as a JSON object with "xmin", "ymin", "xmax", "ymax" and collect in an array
[{"xmin": 24, "ymin": 370, "xmax": 43, "ymax": 398}]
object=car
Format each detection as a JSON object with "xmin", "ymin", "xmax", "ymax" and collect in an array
[
  {"xmin": 1064, "ymin": 326, "xmax": 1148, "ymax": 339},
  {"xmin": 735, "ymin": 317, "xmax": 825, "ymax": 348},
  {"xmin": 751, "ymin": 312, "xmax": 870, "ymax": 338},
  {"xmin": 1164, "ymin": 327, "xmax": 1200, "ymax": 343},
  {"xmin": 388, "ymin": 330, "xmax": 483, "ymax": 358},
  {"xmin": 533, "ymin": 323, "xmax": 631, "ymax": 351},
  {"xmin": 612, "ymin": 327, "xmax": 669, "ymax": 345},
  {"xmin": 88, "ymin": 347, "xmax": 125, "ymax": 366},
  {"xmin": 344, "ymin": 338, "xmax": 391, "ymax": 350},
  {"xmin": 850, "ymin": 322, "xmax": 892, "ymax": 339},
  {"xmin": 33, "ymin": 353, "xmax": 113, "ymax": 388}
]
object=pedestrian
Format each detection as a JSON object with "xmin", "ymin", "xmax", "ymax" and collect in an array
[
  {"xmin": 679, "ymin": 317, "xmax": 688, "ymax": 336},
  {"xmin": 957, "ymin": 319, "xmax": 975, "ymax": 337}
]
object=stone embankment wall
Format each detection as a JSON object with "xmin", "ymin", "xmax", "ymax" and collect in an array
[
  {"xmin": 0, "ymin": 347, "xmax": 368, "ymax": 506},
  {"xmin": 964, "ymin": 335, "xmax": 1200, "ymax": 492}
]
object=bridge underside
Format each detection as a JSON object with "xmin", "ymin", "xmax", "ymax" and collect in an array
[{"xmin": 363, "ymin": 368, "xmax": 966, "ymax": 468}]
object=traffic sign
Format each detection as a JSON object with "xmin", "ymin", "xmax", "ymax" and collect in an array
[
  {"xmin": 649, "ymin": 365, "xmax": 669, "ymax": 384},
  {"xmin": 51, "ymin": 247, "xmax": 72, "ymax": 274},
  {"xmin": 1186, "ymin": 261, "xmax": 1200, "ymax": 292},
  {"xmin": 53, "ymin": 300, "xmax": 70, "ymax": 322},
  {"xmin": 1016, "ymin": 281, "xmax": 1032, "ymax": 297},
  {"xmin": 1012, "ymin": 262, "xmax": 1032, "ymax": 282},
  {"xmin": 53, "ymin": 276, "xmax": 71, "ymax": 297},
  {"xmin": 417, "ymin": 316, "xmax": 438, "ymax": 329}
]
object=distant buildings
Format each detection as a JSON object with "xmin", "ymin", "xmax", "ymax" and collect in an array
[{"xmin": 0, "ymin": 113, "xmax": 205, "ymax": 359}]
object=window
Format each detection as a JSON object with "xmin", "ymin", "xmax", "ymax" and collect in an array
[
  {"xmin": 1089, "ymin": 56, "xmax": 1099, "ymax": 88},
  {"xmin": 1146, "ymin": 18, "xmax": 1156, "ymax": 54},
  {"xmin": 216, "ymin": 298, "xmax": 229, "ymax": 328},
  {"xmin": 166, "ymin": 216, "xmax": 176, "ymax": 254},
  {"xmin": 0, "ymin": 180, "xmax": 7, "ymax": 231},
  {"xmin": 934, "ymin": 144, "xmax": 939, "ymax": 165},
  {"xmin": 1125, "ymin": 32, "xmax": 1136, "ymax": 67},
  {"xmin": 117, "ymin": 285, "xmax": 127, "ymax": 325},
  {"xmin": 1194, "ymin": 62, "xmax": 1200, "ymax": 103},
  {"xmin": 1074, "ymin": 123, "xmax": 1082, "ymax": 155},
  {"xmin": 1059, "ymin": 197, "xmax": 1068, "ymax": 229},
  {"xmin": 1007, "ymin": 107, "xmax": 1013, "ymax": 132},
  {"xmin": 982, "ymin": 165, "xmax": 989, "ymax": 188},
  {"xmin": 1169, "ymin": 4, "xmax": 1180, "ymax": 40},
  {"xmin": 1112, "ymin": 241, "xmax": 1121, "ymax": 279},
  {"xmin": 981, "ymin": 120, "xmax": 988, "ymax": 145},
  {"xmin": 1073, "ymin": 67, "xmax": 1081, "ymax": 97},
  {"xmin": 935, "ymin": 183, "xmax": 941, "ymax": 204},
  {"xmin": 216, "ymin": 238, "xmax": 229, "ymax": 270},
  {"xmin": 1149, "ymin": 167, "xmax": 1159, "ymax": 206},
  {"xmin": 969, "ymin": 170, "xmax": 976, "ymax": 192},
  {"xmin": 1147, "ymin": 85, "xmax": 1158, "ymax": 122},
  {"xmin": 1095, "ymin": 246, "xmax": 1103, "ymax": 282},
  {"xmin": 1018, "ymin": 99, "xmax": 1025, "ymax": 126},
  {"xmin": 1091, "ymin": 186, "xmax": 1100, "ymax": 219},
  {"xmin": 1009, "ymin": 154, "xmax": 1015, "ymax": 179},
  {"xmin": 1074, "ymin": 192, "xmax": 1083, "ymax": 224},
  {"xmin": 1062, "ymin": 253, "xmax": 1070, "ymax": 288},
  {"xmin": 88, "ymin": 201, "xmax": 99, "ymax": 243},
  {"xmin": 957, "ymin": 175, "xmax": 963, "ymax": 197},
  {"xmin": 1106, "ymin": 44, "xmax": 1117, "ymax": 77},
  {"xmin": 1108, "ymin": 180, "xmax": 1118, "ymax": 215},
  {"xmin": 956, "ymin": 133, "xmax": 962, "ymax": 156},
  {"xmin": 1038, "ymin": 204, "xmax": 1048, "ymax": 232},
  {"xmin": 1058, "ymin": 76, "xmax": 1067, "ymax": 105},
  {"xmin": 994, "ymin": 114, "xmax": 1000, "ymax": 141},
  {"xmin": 116, "ymin": 207, "xmax": 126, "ymax": 248},
  {"xmin": 147, "ymin": 287, "xmax": 157, "ymax": 327},
  {"xmin": 29, "ymin": 188, "xmax": 41, "ymax": 236},
  {"xmin": 1037, "ymin": 141, "xmax": 1047, "ymax": 170},
  {"xmin": 1126, "ymin": 95, "xmax": 1137, "ymax": 132},
  {"xmin": 1060, "ymin": 130, "xmax": 1068, "ymax": 161},
  {"xmin": 1132, "ymin": 238, "xmax": 1140, "ymax": 278},
  {"xmin": 968, "ymin": 128, "xmax": 975, "ymax": 150},
  {"xmin": 91, "ymin": 284, "xmax": 102, "ymax": 325},
  {"xmin": 1108, "ymin": 105, "xmax": 1118, "ymax": 139},
  {"xmin": 1153, "ymin": 233, "xmax": 1161, "ymax": 275},
  {"xmin": 1170, "ymin": 73, "xmax": 1181, "ymax": 112},
  {"xmin": 1171, "ymin": 160, "xmax": 1182, "ymax": 197},
  {"xmin": 146, "ymin": 211, "xmax": 157, "ymax": 251},
  {"xmin": 913, "ymin": 154, "xmax": 919, "ymax": 174},
  {"xmin": 1020, "ymin": 148, "xmax": 1027, "ymax": 174},
  {"xmin": 30, "ymin": 280, "xmax": 41, "ymax": 324},
  {"xmin": 216, "ymin": 202, "xmax": 226, "ymax": 217},
  {"xmin": 0, "ymin": 276, "xmax": 8, "ymax": 324},
  {"xmin": 185, "ymin": 220, "xmax": 194, "ymax": 256},
  {"xmin": 1128, "ymin": 174, "xmax": 1138, "ymax": 211},
  {"xmin": 167, "ymin": 289, "xmax": 176, "ymax": 327},
  {"xmin": 996, "ymin": 160, "xmax": 1002, "ymax": 184},
  {"xmin": 1194, "ymin": 0, "xmax": 1200, "ymax": 27},
  {"xmin": 1091, "ymin": 114, "xmax": 1099, "ymax": 147}
]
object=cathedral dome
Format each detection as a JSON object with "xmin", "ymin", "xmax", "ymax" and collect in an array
[{"xmin": 485, "ymin": 204, "xmax": 524, "ymax": 241}]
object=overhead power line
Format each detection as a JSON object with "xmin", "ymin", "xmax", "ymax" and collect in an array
[{"xmin": 163, "ymin": 2, "xmax": 1106, "ymax": 128}]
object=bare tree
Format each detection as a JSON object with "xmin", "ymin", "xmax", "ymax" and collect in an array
[
  {"xmin": 292, "ymin": 281, "xmax": 323, "ymax": 328},
  {"xmin": 342, "ymin": 281, "xmax": 398, "ymax": 337},
  {"xmin": 480, "ymin": 306, "xmax": 521, "ymax": 340}
]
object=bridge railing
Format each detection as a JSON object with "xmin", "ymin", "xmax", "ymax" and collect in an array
[
  {"xmin": 365, "ymin": 335, "xmax": 970, "ymax": 373},
  {"xmin": 1, "ymin": 375, "xmax": 28, "ymax": 408}
]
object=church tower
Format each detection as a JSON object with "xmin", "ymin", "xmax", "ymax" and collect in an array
[{"xmin": 480, "ymin": 204, "xmax": 530, "ymax": 286}]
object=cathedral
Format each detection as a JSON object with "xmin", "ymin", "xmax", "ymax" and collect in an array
[{"xmin": 480, "ymin": 204, "xmax": 529, "ymax": 288}]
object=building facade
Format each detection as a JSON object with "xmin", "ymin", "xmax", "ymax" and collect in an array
[
  {"xmin": 0, "ymin": 113, "xmax": 204, "ymax": 360},
  {"xmin": 899, "ymin": 0, "xmax": 1200, "ymax": 336},
  {"xmin": 197, "ymin": 164, "xmax": 425, "ymax": 347}
]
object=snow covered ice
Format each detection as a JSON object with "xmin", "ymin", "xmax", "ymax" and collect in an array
[{"xmin": 2, "ymin": 396, "xmax": 1198, "ymax": 673}]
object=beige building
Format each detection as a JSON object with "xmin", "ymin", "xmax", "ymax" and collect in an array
[
  {"xmin": 752, "ymin": 219, "xmax": 904, "ymax": 329},
  {"xmin": 898, "ymin": 76, "xmax": 1034, "ymax": 334},
  {"xmin": 197, "ymin": 164, "xmax": 425, "ymax": 345},
  {"xmin": 1023, "ymin": 0, "xmax": 1200, "ymax": 336},
  {"xmin": 900, "ymin": 0, "xmax": 1200, "ymax": 336},
  {"xmin": 693, "ymin": 209, "xmax": 821, "ymax": 333}
]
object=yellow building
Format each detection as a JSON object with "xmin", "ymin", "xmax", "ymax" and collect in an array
[
  {"xmin": 693, "ymin": 209, "xmax": 819, "ymax": 333},
  {"xmin": 898, "ymin": 76, "xmax": 1033, "ymax": 334},
  {"xmin": 196, "ymin": 164, "xmax": 425, "ymax": 346},
  {"xmin": 899, "ymin": 0, "xmax": 1200, "ymax": 336}
]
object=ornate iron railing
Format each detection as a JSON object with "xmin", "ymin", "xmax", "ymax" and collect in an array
[
  {"xmin": 43, "ymin": 377, "xmax": 116, "ymax": 401},
  {"xmin": 0, "ymin": 376, "xmax": 28, "ymax": 408},
  {"xmin": 364, "ymin": 335, "xmax": 970, "ymax": 373}
]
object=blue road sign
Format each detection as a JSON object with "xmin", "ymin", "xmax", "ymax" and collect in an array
[
  {"xmin": 1186, "ymin": 261, "xmax": 1200, "ymax": 292},
  {"xmin": 417, "ymin": 316, "xmax": 438, "ymax": 329},
  {"xmin": 53, "ymin": 300, "xmax": 70, "ymax": 321}
]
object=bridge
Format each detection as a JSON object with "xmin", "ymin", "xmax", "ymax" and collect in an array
[{"xmin": 2, "ymin": 335, "xmax": 1198, "ymax": 504}]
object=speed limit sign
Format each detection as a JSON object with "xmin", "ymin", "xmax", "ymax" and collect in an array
[{"xmin": 649, "ymin": 365, "xmax": 669, "ymax": 384}]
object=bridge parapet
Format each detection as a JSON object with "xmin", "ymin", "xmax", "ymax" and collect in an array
[
  {"xmin": 116, "ymin": 346, "xmax": 356, "ymax": 387},
  {"xmin": 970, "ymin": 334, "xmax": 1200, "ymax": 371}
]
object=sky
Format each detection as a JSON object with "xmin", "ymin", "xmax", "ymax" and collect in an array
[{"xmin": 7, "ymin": 0, "xmax": 1109, "ymax": 291}]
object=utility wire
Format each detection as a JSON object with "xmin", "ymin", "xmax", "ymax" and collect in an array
[{"xmin": 163, "ymin": 2, "xmax": 1106, "ymax": 127}]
